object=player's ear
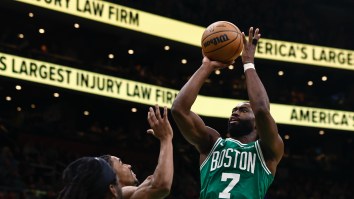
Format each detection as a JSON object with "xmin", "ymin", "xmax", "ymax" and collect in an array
[{"xmin": 109, "ymin": 184, "xmax": 121, "ymax": 199}]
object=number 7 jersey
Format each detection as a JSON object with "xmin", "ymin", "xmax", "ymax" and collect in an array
[{"xmin": 200, "ymin": 137, "xmax": 274, "ymax": 199}]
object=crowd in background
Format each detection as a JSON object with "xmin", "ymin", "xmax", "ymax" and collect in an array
[{"xmin": 0, "ymin": 106, "xmax": 353, "ymax": 198}]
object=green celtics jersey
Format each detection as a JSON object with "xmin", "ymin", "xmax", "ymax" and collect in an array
[{"xmin": 200, "ymin": 138, "xmax": 274, "ymax": 199}]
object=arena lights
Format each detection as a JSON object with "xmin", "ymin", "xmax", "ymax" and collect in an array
[
  {"xmin": 15, "ymin": 85, "xmax": 22, "ymax": 90},
  {"xmin": 15, "ymin": 0, "xmax": 354, "ymax": 71},
  {"xmin": 38, "ymin": 28, "xmax": 45, "ymax": 34},
  {"xmin": 108, "ymin": 53, "xmax": 114, "ymax": 59}
]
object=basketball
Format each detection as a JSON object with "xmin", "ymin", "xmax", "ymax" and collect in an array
[{"xmin": 201, "ymin": 21, "xmax": 243, "ymax": 63}]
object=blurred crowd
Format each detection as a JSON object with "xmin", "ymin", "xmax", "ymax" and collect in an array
[{"xmin": 0, "ymin": 109, "xmax": 353, "ymax": 198}]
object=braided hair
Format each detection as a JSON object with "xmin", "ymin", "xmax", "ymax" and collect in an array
[{"xmin": 57, "ymin": 157, "xmax": 119, "ymax": 199}]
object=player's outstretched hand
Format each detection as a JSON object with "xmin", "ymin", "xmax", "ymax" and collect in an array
[
  {"xmin": 241, "ymin": 27, "xmax": 261, "ymax": 64},
  {"xmin": 147, "ymin": 105, "xmax": 173, "ymax": 141}
]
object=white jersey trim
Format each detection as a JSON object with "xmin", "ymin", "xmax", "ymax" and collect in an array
[
  {"xmin": 200, "ymin": 137, "xmax": 222, "ymax": 170},
  {"xmin": 255, "ymin": 140, "xmax": 271, "ymax": 175},
  {"xmin": 225, "ymin": 138, "xmax": 248, "ymax": 147}
]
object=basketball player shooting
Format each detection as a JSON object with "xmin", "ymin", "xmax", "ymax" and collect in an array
[{"xmin": 171, "ymin": 27, "xmax": 284, "ymax": 198}]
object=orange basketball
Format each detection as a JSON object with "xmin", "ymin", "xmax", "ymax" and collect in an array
[{"xmin": 201, "ymin": 21, "xmax": 243, "ymax": 63}]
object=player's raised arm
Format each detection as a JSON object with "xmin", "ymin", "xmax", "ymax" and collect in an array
[
  {"xmin": 129, "ymin": 105, "xmax": 173, "ymax": 199},
  {"xmin": 171, "ymin": 57, "xmax": 229, "ymax": 155},
  {"xmin": 172, "ymin": 21, "xmax": 241, "ymax": 157},
  {"xmin": 242, "ymin": 27, "xmax": 284, "ymax": 174}
]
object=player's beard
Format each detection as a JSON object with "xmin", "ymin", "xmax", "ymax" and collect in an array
[
  {"xmin": 134, "ymin": 179, "xmax": 140, "ymax": 186},
  {"xmin": 227, "ymin": 120, "xmax": 254, "ymax": 137}
]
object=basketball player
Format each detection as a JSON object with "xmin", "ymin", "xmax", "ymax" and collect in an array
[
  {"xmin": 101, "ymin": 105, "xmax": 174, "ymax": 199},
  {"xmin": 171, "ymin": 27, "xmax": 284, "ymax": 198},
  {"xmin": 57, "ymin": 156, "xmax": 123, "ymax": 199}
]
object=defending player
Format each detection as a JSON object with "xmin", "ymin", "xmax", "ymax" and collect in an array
[
  {"xmin": 101, "ymin": 105, "xmax": 174, "ymax": 199},
  {"xmin": 58, "ymin": 156, "xmax": 123, "ymax": 199}
]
